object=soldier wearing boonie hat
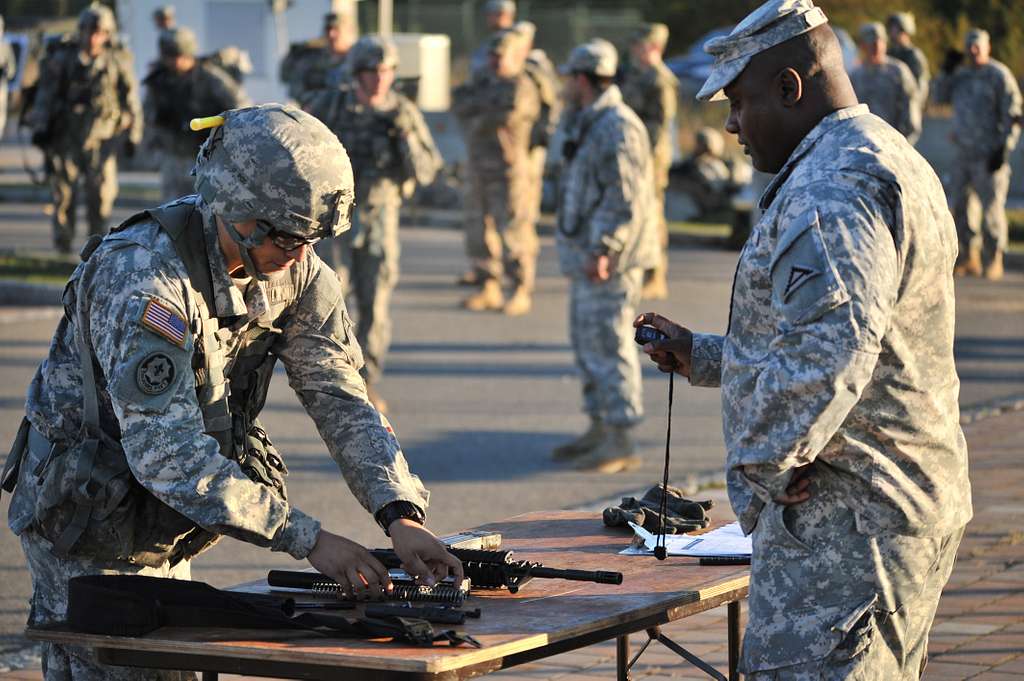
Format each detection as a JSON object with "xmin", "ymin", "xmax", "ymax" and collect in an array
[
  {"xmin": 934, "ymin": 26, "xmax": 1022, "ymax": 280},
  {"xmin": 7, "ymin": 103, "xmax": 462, "ymax": 681},
  {"xmin": 550, "ymin": 38, "xmax": 658, "ymax": 473},
  {"xmin": 620, "ymin": 21, "xmax": 678, "ymax": 301},
  {"xmin": 637, "ymin": 1, "xmax": 971, "ymax": 677},
  {"xmin": 849, "ymin": 21, "xmax": 921, "ymax": 142}
]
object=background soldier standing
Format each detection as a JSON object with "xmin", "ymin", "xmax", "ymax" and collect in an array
[
  {"xmin": 453, "ymin": 29, "xmax": 540, "ymax": 316},
  {"xmin": 553, "ymin": 39, "xmax": 657, "ymax": 473},
  {"xmin": 620, "ymin": 23, "xmax": 678, "ymax": 301},
  {"xmin": 0, "ymin": 15, "xmax": 16, "ymax": 140},
  {"xmin": 280, "ymin": 12, "xmax": 357, "ymax": 104},
  {"xmin": 886, "ymin": 12, "xmax": 930, "ymax": 108},
  {"xmin": 469, "ymin": 0, "xmax": 516, "ymax": 77},
  {"xmin": 850, "ymin": 22, "xmax": 921, "ymax": 143},
  {"xmin": 143, "ymin": 27, "xmax": 250, "ymax": 201},
  {"xmin": 152, "ymin": 5, "xmax": 175, "ymax": 31},
  {"xmin": 933, "ymin": 28, "xmax": 1022, "ymax": 280},
  {"xmin": 306, "ymin": 37, "xmax": 442, "ymax": 414},
  {"xmin": 6, "ymin": 104, "xmax": 461, "ymax": 680},
  {"xmin": 27, "ymin": 4, "xmax": 142, "ymax": 254}
]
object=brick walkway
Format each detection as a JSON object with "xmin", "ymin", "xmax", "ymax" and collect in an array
[{"xmin": 2, "ymin": 410, "xmax": 1022, "ymax": 680}]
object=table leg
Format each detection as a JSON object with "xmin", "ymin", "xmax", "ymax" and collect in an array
[
  {"xmin": 201, "ymin": 672, "xmax": 218, "ymax": 681},
  {"xmin": 616, "ymin": 634, "xmax": 630, "ymax": 681},
  {"xmin": 728, "ymin": 600, "xmax": 741, "ymax": 681}
]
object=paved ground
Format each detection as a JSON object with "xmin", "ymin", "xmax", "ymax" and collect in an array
[{"xmin": 0, "ymin": 179, "xmax": 1022, "ymax": 678}]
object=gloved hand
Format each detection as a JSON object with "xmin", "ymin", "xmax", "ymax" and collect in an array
[
  {"xmin": 987, "ymin": 147, "xmax": 1010, "ymax": 172},
  {"xmin": 941, "ymin": 48, "xmax": 964, "ymax": 75},
  {"xmin": 603, "ymin": 484, "xmax": 713, "ymax": 534}
]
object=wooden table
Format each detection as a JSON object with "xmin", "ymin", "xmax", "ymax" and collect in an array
[{"xmin": 28, "ymin": 511, "xmax": 749, "ymax": 681}]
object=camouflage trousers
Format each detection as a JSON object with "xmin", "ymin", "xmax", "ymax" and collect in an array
[
  {"xmin": 644, "ymin": 159, "xmax": 670, "ymax": 280},
  {"xmin": 741, "ymin": 468, "xmax": 964, "ymax": 679},
  {"xmin": 315, "ymin": 200, "xmax": 400, "ymax": 385},
  {"xmin": 49, "ymin": 142, "xmax": 119, "ymax": 253},
  {"xmin": 568, "ymin": 268, "xmax": 644, "ymax": 427},
  {"xmin": 523, "ymin": 147, "xmax": 546, "ymax": 229},
  {"xmin": 949, "ymin": 156, "xmax": 1011, "ymax": 262},
  {"xmin": 20, "ymin": 530, "xmax": 195, "ymax": 681},
  {"xmin": 158, "ymin": 153, "xmax": 197, "ymax": 203},
  {"xmin": 464, "ymin": 170, "xmax": 539, "ymax": 290}
]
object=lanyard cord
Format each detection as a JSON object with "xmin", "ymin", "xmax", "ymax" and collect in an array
[{"xmin": 655, "ymin": 372, "xmax": 673, "ymax": 560}]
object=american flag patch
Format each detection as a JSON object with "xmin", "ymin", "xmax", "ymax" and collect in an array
[{"xmin": 141, "ymin": 299, "xmax": 187, "ymax": 348}]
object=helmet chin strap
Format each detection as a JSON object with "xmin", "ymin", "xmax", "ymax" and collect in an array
[{"xmin": 223, "ymin": 220, "xmax": 273, "ymax": 281}]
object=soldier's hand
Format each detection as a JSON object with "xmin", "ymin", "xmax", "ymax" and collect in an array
[
  {"xmin": 307, "ymin": 530, "xmax": 392, "ymax": 599},
  {"xmin": 585, "ymin": 253, "xmax": 612, "ymax": 282},
  {"xmin": 634, "ymin": 312, "xmax": 693, "ymax": 378},
  {"xmin": 389, "ymin": 520, "xmax": 465, "ymax": 587},
  {"xmin": 773, "ymin": 463, "xmax": 814, "ymax": 506}
]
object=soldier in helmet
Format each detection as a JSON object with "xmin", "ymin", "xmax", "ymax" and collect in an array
[
  {"xmin": 305, "ymin": 36, "xmax": 442, "ymax": 414},
  {"xmin": 620, "ymin": 23, "xmax": 679, "ymax": 301},
  {"xmin": 26, "ymin": 3, "xmax": 143, "ymax": 254},
  {"xmin": 4, "ymin": 104, "xmax": 462, "ymax": 680},
  {"xmin": 144, "ymin": 27, "xmax": 250, "ymax": 200},
  {"xmin": 849, "ymin": 22, "xmax": 920, "ymax": 143},
  {"xmin": 280, "ymin": 11, "xmax": 358, "ymax": 104},
  {"xmin": 886, "ymin": 12, "xmax": 929, "ymax": 105},
  {"xmin": 0, "ymin": 14, "xmax": 16, "ymax": 140},
  {"xmin": 469, "ymin": 0, "xmax": 516, "ymax": 77},
  {"xmin": 453, "ymin": 29, "xmax": 541, "ymax": 316}
]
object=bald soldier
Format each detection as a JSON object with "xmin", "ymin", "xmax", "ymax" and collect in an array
[
  {"xmin": 850, "ymin": 22, "xmax": 920, "ymax": 143},
  {"xmin": 620, "ymin": 23, "xmax": 678, "ymax": 300},
  {"xmin": 933, "ymin": 29, "xmax": 1022, "ymax": 280},
  {"xmin": 637, "ymin": 1, "xmax": 970, "ymax": 677},
  {"xmin": 4, "ymin": 105, "xmax": 461, "ymax": 680}
]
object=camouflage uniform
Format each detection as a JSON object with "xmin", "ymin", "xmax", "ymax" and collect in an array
[
  {"xmin": 933, "ymin": 35, "xmax": 1022, "ymax": 269},
  {"xmin": 886, "ymin": 13, "xmax": 930, "ymax": 106},
  {"xmin": 556, "ymin": 73, "xmax": 658, "ymax": 437},
  {"xmin": 850, "ymin": 57, "xmax": 921, "ymax": 143},
  {"xmin": 620, "ymin": 24, "xmax": 678, "ymax": 297},
  {"xmin": 280, "ymin": 14, "xmax": 354, "ymax": 104},
  {"xmin": 695, "ymin": 2, "xmax": 971, "ymax": 677},
  {"xmin": 453, "ymin": 36, "xmax": 541, "ymax": 297},
  {"xmin": 306, "ymin": 38, "xmax": 442, "ymax": 387},
  {"xmin": 6, "ymin": 105, "xmax": 428, "ymax": 680},
  {"xmin": 27, "ymin": 9, "xmax": 142, "ymax": 253},
  {"xmin": 143, "ymin": 28, "xmax": 250, "ymax": 200},
  {"xmin": 0, "ymin": 15, "xmax": 15, "ymax": 139}
]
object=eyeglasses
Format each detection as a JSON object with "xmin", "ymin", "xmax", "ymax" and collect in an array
[{"xmin": 266, "ymin": 228, "xmax": 320, "ymax": 252}]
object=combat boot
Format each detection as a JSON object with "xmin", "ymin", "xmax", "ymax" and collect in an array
[
  {"xmin": 953, "ymin": 248, "xmax": 982, "ymax": 277},
  {"xmin": 503, "ymin": 287, "xmax": 532, "ymax": 316},
  {"xmin": 366, "ymin": 384, "xmax": 389, "ymax": 415},
  {"xmin": 552, "ymin": 418, "xmax": 604, "ymax": 461},
  {"xmin": 462, "ymin": 279, "xmax": 505, "ymax": 311},
  {"xmin": 573, "ymin": 425, "xmax": 642, "ymax": 473},
  {"xmin": 984, "ymin": 251, "xmax": 1004, "ymax": 281}
]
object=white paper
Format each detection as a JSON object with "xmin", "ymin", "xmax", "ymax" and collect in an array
[{"xmin": 620, "ymin": 521, "xmax": 752, "ymax": 557}]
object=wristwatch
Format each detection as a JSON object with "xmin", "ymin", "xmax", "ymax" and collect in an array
[{"xmin": 375, "ymin": 500, "xmax": 426, "ymax": 536}]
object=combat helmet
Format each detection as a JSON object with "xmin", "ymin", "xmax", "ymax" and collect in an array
[
  {"xmin": 348, "ymin": 35, "xmax": 399, "ymax": 73},
  {"xmin": 192, "ymin": 104, "xmax": 355, "ymax": 279},
  {"xmin": 78, "ymin": 3, "xmax": 117, "ymax": 35}
]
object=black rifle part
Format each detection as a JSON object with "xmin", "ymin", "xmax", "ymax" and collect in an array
[
  {"xmin": 267, "ymin": 570, "xmax": 469, "ymax": 605},
  {"xmin": 364, "ymin": 603, "xmax": 482, "ymax": 625},
  {"xmin": 369, "ymin": 548, "xmax": 624, "ymax": 594}
]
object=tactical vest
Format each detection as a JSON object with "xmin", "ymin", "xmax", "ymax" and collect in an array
[{"xmin": 14, "ymin": 200, "xmax": 289, "ymax": 567}]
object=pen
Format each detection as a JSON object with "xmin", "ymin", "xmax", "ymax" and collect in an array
[{"xmin": 698, "ymin": 556, "xmax": 751, "ymax": 566}]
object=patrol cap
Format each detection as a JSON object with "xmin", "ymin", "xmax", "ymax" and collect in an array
[
  {"xmin": 696, "ymin": 0, "xmax": 829, "ymax": 102},
  {"xmin": 631, "ymin": 23, "xmax": 670, "ymax": 49},
  {"xmin": 348, "ymin": 35, "xmax": 399, "ymax": 72},
  {"xmin": 159, "ymin": 27, "xmax": 198, "ymax": 58},
  {"xmin": 886, "ymin": 12, "xmax": 916, "ymax": 37},
  {"xmin": 858, "ymin": 22, "xmax": 886, "ymax": 44},
  {"xmin": 79, "ymin": 3, "xmax": 117, "ymax": 34},
  {"xmin": 489, "ymin": 29, "xmax": 521, "ymax": 56},
  {"xmin": 193, "ymin": 104, "xmax": 355, "ymax": 240},
  {"xmin": 153, "ymin": 5, "xmax": 175, "ymax": 22},
  {"xmin": 559, "ymin": 38, "xmax": 618, "ymax": 78},
  {"xmin": 965, "ymin": 28, "xmax": 990, "ymax": 47},
  {"xmin": 484, "ymin": 1, "xmax": 516, "ymax": 16},
  {"xmin": 324, "ymin": 12, "xmax": 353, "ymax": 29}
]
